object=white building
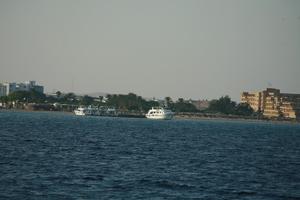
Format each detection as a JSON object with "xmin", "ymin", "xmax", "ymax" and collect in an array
[
  {"xmin": 0, "ymin": 84, "xmax": 7, "ymax": 97},
  {"xmin": 0, "ymin": 81, "xmax": 44, "ymax": 96}
]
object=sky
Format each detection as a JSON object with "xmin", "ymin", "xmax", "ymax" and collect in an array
[{"xmin": 0, "ymin": 0, "xmax": 299, "ymax": 101}]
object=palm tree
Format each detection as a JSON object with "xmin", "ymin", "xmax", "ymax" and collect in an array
[
  {"xmin": 56, "ymin": 91, "xmax": 62, "ymax": 98},
  {"xmin": 165, "ymin": 96, "xmax": 173, "ymax": 108}
]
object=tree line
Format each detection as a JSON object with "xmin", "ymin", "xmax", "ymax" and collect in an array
[
  {"xmin": 0, "ymin": 90, "xmax": 254, "ymax": 116},
  {"xmin": 0, "ymin": 90, "xmax": 199, "ymax": 112},
  {"xmin": 207, "ymin": 95, "xmax": 254, "ymax": 116}
]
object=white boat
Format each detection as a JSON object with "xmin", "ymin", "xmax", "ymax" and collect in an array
[
  {"xmin": 74, "ymin": 107, "xmax": 91, "ymax": 116},
  {"xmin": 145, "ymin": 107, "xmax": 174, "ymax": 120},
  {"xmin": 74, "ymin": 106, "xmax": 117, "ymax": 116}
]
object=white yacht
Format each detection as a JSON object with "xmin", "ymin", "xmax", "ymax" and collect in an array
[{"xmin": 145, "ymin": 107, "xmax": 174, "ymax": 120}]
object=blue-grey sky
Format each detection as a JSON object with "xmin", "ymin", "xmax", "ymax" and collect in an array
[{"xmin": 0, "ymin": 0, "xmax": 299, "ymax": 101}]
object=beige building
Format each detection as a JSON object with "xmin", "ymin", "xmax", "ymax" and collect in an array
[
  {"xmin": 241, "ymin": 91, "xmax": 262, "ymax": 112},
  {"xmin": 241, "ymin": 88, "xmax": 300, "ymax": 119}
]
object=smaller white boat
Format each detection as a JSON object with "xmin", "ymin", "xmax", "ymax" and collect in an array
[
  {"xmin": 74, "ymin": 106, "xmax": 117, "ymax": 116},
  {"xmin": 145, "ymin": 107, "xmax": 174, "ymax": 120},
  {"xmin": 74, "ymin": 107, "xmax": 91, "ymax": 116}
]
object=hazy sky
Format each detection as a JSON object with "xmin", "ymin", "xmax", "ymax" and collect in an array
[{"xmin": 0, "ymin": 0, "xmax": 299, "ymax": 101}]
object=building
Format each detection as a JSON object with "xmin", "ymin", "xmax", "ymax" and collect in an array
[
  {"xmin": 0, "ymin": 84, "xmax": 7, "ymax": 97},
  {"xmin": 240, "ymin": 91, "xmax": 262, "ymax": 112},
  {"xmin": 190, "ymin": 100, "xmax": 210, "ymax": 111},
  {"xmin": 0, "ymin": 83, "xmax": 12, "ymax": 97},
  {"xmin": 0, "ymin": 81, "xmax": 44, "ymax": 96},
  {"xmin": 241, "ymin": 88, "xmax": 300, "ymax": 119}
]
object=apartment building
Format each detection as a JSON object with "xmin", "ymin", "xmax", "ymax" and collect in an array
[
  {"xmin": 241, "ymin": 88, "xmax": 300, "ymax": 119},
  {"xmin": 240, "ymin": 91, "xmax": 262, "ymax": 112}
]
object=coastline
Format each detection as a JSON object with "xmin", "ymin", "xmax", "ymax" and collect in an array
[
  {"xmin": 0, "ymin": 108, "xmax": 74, "ymax": 115},
  {"xmin": 1, "ymin": 108, "xmax": 299, "ymax": 125},
  {"xmin": 174, "ymin": 113, "xmax": 300, "ymax": 125}
]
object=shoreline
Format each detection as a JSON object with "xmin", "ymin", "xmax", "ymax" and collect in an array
[
  {"xmin": 174, "ymin": 112, "xmax": 300, "ymax": 125},
  {"xmin": 1, "ymin": 108, "xmax": 299, "ymax": 125},
  {"xmin": 0, "ymin": 108, "xmax": 74, "ymax": 115},
  {"xmin": 174, "ymin": 115, "xmax": 300, "ymax": 125}
]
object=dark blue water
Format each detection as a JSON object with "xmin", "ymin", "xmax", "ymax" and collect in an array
[{"xmin": 0, "ymin": 111, "xmax": 300, "ymax": 200}]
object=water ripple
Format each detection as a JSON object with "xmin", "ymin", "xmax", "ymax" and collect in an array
[{"xmin": 1, "ymin": 111, "xmax": 300, "ymax": 199}]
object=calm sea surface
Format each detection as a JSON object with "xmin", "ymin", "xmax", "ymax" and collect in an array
[{"xmin": 0, "ymin": 111, "xmax": 300, "ymax": 200}]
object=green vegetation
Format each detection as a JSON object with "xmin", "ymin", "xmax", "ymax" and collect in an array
[
  {"xmin": 106, "ymin": 93, "xmax": 159, "ymax": 112},
  {"xmin": 235, "ymin": 102, "xmax": 254, "ymax": 116},
  {"xmin": 2, "ymin": 90, "xmax": 46, "ymax": 103},
  {"xmin": 0, "ymin": 90, "xmax": 254, "ymax": 117},
  {"xmin": 61, "ymin": 92, "xmax": 77, "ymax": 104},
  {"xmin": 0, "ymin": 95, "xmax": 8, "ymax": 104},
  {"xmin": 208, "ymin": 96, "xmax": 236, "ymax": 114},
  {"xmin": 80, "ymin": 95, "xmax": 94, "ymax": 106},
  {"xmin": 165, "ymin": 97, "xmax": 198, "ymax": 112},
  {"xmin": 208, "ymin": 95, "xmax": 254, "ymax": 116},
  {"xmin": 55, "ymin": 91, "xmax": 62, "ymax": 98},
  {"xmin": 0, "ymin": 90, "xmax": 160, "ymax": 112}
]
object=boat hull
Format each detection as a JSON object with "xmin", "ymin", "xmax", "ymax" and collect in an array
[
  {"xmin": 74, "ymin": 110, "xmax": 86, "ymax": 116},
  {"xmin": 145, "ymin": 114, "xmax": 173, "ymax": 120}
]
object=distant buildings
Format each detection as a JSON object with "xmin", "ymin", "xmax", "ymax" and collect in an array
[
  {"xmin": 0, "ymin": 81, "xmax": 44, "ymax": 97},
  {"xmin": 190, "ymin": 100, "xmax": 210, "ymax": 111},
  {"xmin": 241, "ymin": 88, "xmax": 300, "ymax": 119}
]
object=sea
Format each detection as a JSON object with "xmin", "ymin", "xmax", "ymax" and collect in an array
[{"xmin": 0, "ymin": 110, "xmax": 300, "ymax": 200}]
